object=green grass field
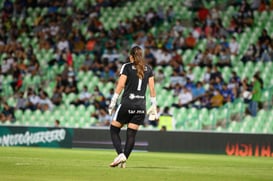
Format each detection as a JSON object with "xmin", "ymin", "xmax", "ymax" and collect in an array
[{"xmin": 0, "ymin": 147, "xmax": 272, "ymax": 181}]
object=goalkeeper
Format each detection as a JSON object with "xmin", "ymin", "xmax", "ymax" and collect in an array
[{"xmin": 108, "ymin": 46, "xmax": 157, "ymax": 168}]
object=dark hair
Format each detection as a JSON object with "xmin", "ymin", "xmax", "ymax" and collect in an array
[{"xmin": 130, "ymin": 46, "xmax": 145, "ymax": 79}]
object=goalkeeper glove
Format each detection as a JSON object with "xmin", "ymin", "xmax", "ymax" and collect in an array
[
  {"xmin": 147, "ymin": 97, "xmax": 157, "ymax": 120},
  {"xmin": 108, "ymin": 93, "xmax": 119, "ymax": 115}
]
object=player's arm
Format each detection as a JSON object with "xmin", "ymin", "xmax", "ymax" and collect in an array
[
  {"xmin": 108, "ymin": 74, "xmax": 127, "ymax": 115},
  {"xmin": 147, "ymin": 76, "xmax": 157, "ymax": 120},
  {"xmin": 148, "ymin": 76, "xmax": 156, "ymax": 97},
  {"xmin": 115, "ymin": 74, "xmax": 127, "ymax": 94}
]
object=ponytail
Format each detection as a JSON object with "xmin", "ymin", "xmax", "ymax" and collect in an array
[{"xmin": 130, "ymin": 46, "xmax": 145, "ymax": 79}]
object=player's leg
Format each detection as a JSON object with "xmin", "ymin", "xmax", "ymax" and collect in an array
[
  {"xmin": 110, "ymin": 120, "xmax": 123, "ymax": 155},
  {"xmin": 110, "ymin": 105, "xmax": 133, "ymax": 167},
  {"xmin": 124, "ymin": 123, "xmax": 139, "ymax": 159},
  {"xmin": 110, "ymin": 120, "xmax": 127, "ymax": 167}
]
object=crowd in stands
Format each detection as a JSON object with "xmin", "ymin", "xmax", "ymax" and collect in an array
[{"xmin": 0, "ymin": 0, "xmax": 272, "ymax": 125}]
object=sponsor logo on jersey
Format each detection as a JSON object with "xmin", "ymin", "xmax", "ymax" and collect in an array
[
  {"xmin": 129, "ymin": 93, "xmax": 145, "ymax": 100},
  {"xmin": 128, "ymin": 109, "xmax": 145, "ymax": 114}
]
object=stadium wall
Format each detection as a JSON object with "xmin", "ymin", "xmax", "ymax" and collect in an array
[
  {"xmin": 1, "ymin": 126, "xmax": 273, "ymax": 157},
  {"xmin": 0, "ymin": 126, "xmax": 73, "ymax": 148},
  {"xmin": 73, "ymin": 128, "xmax": 273, "ymax": 157}
]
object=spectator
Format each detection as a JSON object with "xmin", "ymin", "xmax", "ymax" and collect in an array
[
  {"xmin": 220, "ymin": 83, "xmax": 234, "ymax": 103},
  {"xmin": 16, "ymin": 91, "xmax": 27, "ymax": 111},
  {"xmin": 192, "ymin": 23, "xmax": 203, "ymax": 39},
  {"xmin": 1, "ymin": 58, "xmax": 11, "ymax": 75},
  {"xmin": 210, "ymin": 66, "xmax": 222, "ymax": 82},
  {"xmin": 64, "ymin": 76, "xmax": 78, "ymax": 94},
  {"xmin": 237, "ymin": 0, "xmax": 253, "ymax": 27},
  {"xmin": 71, "ymin": 85, "xmax": 91, "ymax": 107},
  {"xmin": 62, "ymin": 66, "xmax": 78, "ymax": 94},
  {"xmin": 170, "ymin": 51, "xmax": 184, "ymax": 74},
  {"xmin": 54, "ymin": 119, "xmax": 60, "ymax": 127},
  {"xmin": 80, "ymin": 54, "xmax": 93, "ymax": 72},
  {"xmin": 186, "ymin": 68, "xmax": 195, "ymax": 82},
  {"xmin": 3, "ymin": 0, "xmax": 13, "ymax": 15},
  {"xmin": 197, "ymin": 4, "xmax": 209, "ymax": 23},
  {"xmin": 55, "ymin": 74, "xmax": 66, "ymax": 93},
  {"xmin": 160, "ymin": 125, "xmax": 167, "ymax": 131},
  {"xmin": 0, "ymin": 69, "xmax": 3, "ymax": 93},
  {"xmin": 86, "ymin": 37, "xmax": 97, "ymax": 52},
  {"xmin": 145, "ymin": 48, "xmax": 156, "ymax": 67},
  {"xmin": 37, "ymin": 91, "xmax": 54, "ymax": 111},
  {"xmin": 57, "ymin": 36, "xmax": 70, "ymax": 52},
  {"xmin": 0, "ymin": 101, "xmax": 15, "ymax": 123},
  {"xmin": 27, "ymin": 56, "xmax": 40, "ymax": 75},
  {"xmin": 173, "ymin": 86, "xmax": 193, "ymax": 108},
  {"xmin": 173, "ymin": 20, "xmax": 184, "ymax": 35},
  {"xmin": 227, "ymin": 16, "xmax": 240, "ymax": 34},
  {"xmin": 229, "ymin": 71, "xmax": 241, "ymax": 89},
  {"xmin": 10, "ymin": 66, "xmax": 23, "ymax": 93},
  {"xmin": 199, "ymin": 48, "xmax": 213, "ymax": 67},
  {"xmin": 66, "ymin": 49, "xmax": 73, "ymax": 66},
  {"xmin": 251, "ymin": 0, "xmax": 262, "ymax": 10},
  {"xmin": 211, "ymin": 8, "xmax": 220, "ymax": 21},
  {"xmin": 154, "ymin": 68, "xmax": 165, "ymax": 84},
  {"xmin": 203, "ymin": 66, "xmax": 212, "ymax": 84},
  {"xmin": 247, "ymin": 74, "xmax": 262, "ymax": 117},
  {"xmin": 166, "ymin": 5, "xmax": 175, "ymax": 23},
  {"xmin": 216, "ymin": 48, "xmax": 231, "ymax": 67},
  {"xmin": 106, "ymin": 88, "xmax": 115, "ymax": 104},
  {"xmin": 258, "ymin": 0, "xmax": 267, "ymax": 12},
  {"xmin": 229, "ymin": 36, "xmax": 239, "ymax": 55},
  {"xmin": 100, "ymin": 66, "xmax": 116, "ymax": 83},
  {"xmin": 192, "ymin": 81, "xmax": 206, "ymax": 99},
  {"xmin": 51, "ymin": 87, "xmax": 63, "ymax": 106},
  {"xmin": 95, "ymin": 108, "xmax": 111, "ymax": 126},
  {"xmin": 185, "ymin": 32, "xmax": 196, "ymax": 49},
  {"xmin": 168, "ymin": 72, "xmax": 186, "ymax": 89},
  {"xmin": 93, "ymin": 86, "xmax": 106, "ymax": 109},
  {"xmin": 258, "ymin": 29, "xmax": 272, "ymax": 62},
  {"xmin": 153, "ymin": 48, "xmax": 172, "ymax": 66},
  {"xmin": 241, "ymin": 43, "xmax": 257, "ymax": 63},
  {"xmin": 206, "ymin": 37, "xmax": 217, "ymax": 54},
  {"xmin": 210, "ymin": 89, "xmax": 224, "ymax": 108},
  {"xmin": 173, "ymin": 31, "xmax": 186, "ymax": 50},
  {"xmin": 190, "ymin": 49, "xmax": 203, "ymax": 67},
  {"xmin": 217, "ymin": 36, "xmax": 229, "ymax": 53},
  {"xmin": 69, "ymin": 29, "xmax": 85, "ymax": 53},
  {"xmin": 213, "ymin": 76, "xmax": 224, "ymax": 91},
  {"xmin": 26, "ymin": 89, "xmax": 40, "ymax": 111},
  {"xmin": 185, "ymin": 77, "xmax": 195, "ymax": 91}
]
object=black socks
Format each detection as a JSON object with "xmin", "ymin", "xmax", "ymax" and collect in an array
[
  {"xmin": 110, "ymin": 125, "xmax": 138, "ymax": 159},
  {"xmin": 124, "ymin": 128, "xmax": 137, "ymax": 159},
  {"xmin": 110, "ymin": 125, "xmax": 123, "ymax": 154}
]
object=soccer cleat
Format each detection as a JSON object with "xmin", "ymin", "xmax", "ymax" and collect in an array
[
  {"xmin": 119, "ymin": 162, "xmax": 126, "ymax": 168},
  {"xmin": 109, "ymin": 153, "xmax": 126, "ymax": 167}
]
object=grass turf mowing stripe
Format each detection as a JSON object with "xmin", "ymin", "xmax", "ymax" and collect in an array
[{"xmin": 0, "ymin": 147, "xmax": 272, "ymax": 181}]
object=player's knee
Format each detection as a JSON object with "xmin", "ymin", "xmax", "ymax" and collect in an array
[
  {"xmin": 128, "ymin": 123, "xmax": 139, "ymax": 130},
  {"xmin": 110, "ymin": 124, "xmax": 121, "ymax": 133},
  {"xmin": 111, "ymin": 120, "xmax": 123, "ymax": 128}
]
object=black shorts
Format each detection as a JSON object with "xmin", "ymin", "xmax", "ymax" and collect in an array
[{"xmin": 113, "ymin": 104, "xmax": 146, "ymax": 125}]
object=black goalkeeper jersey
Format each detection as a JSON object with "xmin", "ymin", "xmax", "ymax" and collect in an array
[{"xmin": 119, "ymin": 62, "xmax": 153, "ymax": 107}]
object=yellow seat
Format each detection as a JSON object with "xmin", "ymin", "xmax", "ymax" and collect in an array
[{"xmin": 158, "ymin": 115, "xmax": 174, "ymax": 131}]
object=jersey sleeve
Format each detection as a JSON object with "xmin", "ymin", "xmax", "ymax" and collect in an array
[
  {"xmin": 120, "ymin": 63, "xmax": 129, "ymax": 76},
  {"xmin": 147, "ymin": 65, "xmax": 154, "ymax": 78}
]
